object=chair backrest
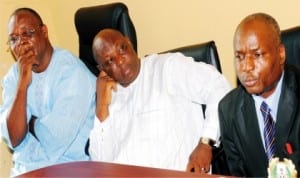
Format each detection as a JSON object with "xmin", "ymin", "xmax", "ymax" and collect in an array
[
  {"xmin": 74, "ymin": 2, "xmax": 137, "ymax": 76},
  {"xmin": 161, "ymin": 41, "xmax": 222, "ymax": 73},
  {"xmin": 281, "ymin": 26, "xmax": 300, "ymax": 69}
]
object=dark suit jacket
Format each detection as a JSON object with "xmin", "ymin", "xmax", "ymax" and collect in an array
[{"xmin": 219, "ymin": 65, "xmax": 300, "ymax": 177}]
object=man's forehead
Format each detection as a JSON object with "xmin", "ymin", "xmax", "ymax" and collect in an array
[{"xmin": 9, "ymin": 12, "xmax": 37, "ymax": 26}]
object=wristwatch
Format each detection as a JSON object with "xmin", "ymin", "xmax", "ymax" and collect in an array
[{"xmin": 200, "ymin": 137, "xmax": 215, "ymax": 147}]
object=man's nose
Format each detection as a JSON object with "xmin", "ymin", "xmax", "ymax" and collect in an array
[
  {"xmin": 115, "ymin": 57, "xmax": 124, "ymax": 67},
  {"xmin": 242, "ymin": 55, "xmax": 255, "ymax": 72},
  {"xmin": 18, "ymin": 35, "xmax": 30, "ymax": 45}
]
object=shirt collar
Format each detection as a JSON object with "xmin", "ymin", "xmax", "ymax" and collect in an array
[{"xmin": 252, "ymin": 72, "xmax": 284, "ymax": 119}]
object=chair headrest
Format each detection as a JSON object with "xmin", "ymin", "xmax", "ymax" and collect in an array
[
  {"xmin": 161, "ymin": 41, "xmax": 222, "ymax": 73},
  {"xmin": 74, "ymin": 2, "xmax": 137, "ymax": 76},
  {"xmin": 281, "ymin": 26, "xmax": 300, "ymax": 69}
]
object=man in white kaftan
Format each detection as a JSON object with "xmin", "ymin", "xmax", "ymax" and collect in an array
[{"xmin": 89, "ymin": 29, "xmax": 232, "ymax": 172}]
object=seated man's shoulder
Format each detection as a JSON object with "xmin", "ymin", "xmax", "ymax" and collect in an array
[
  {"xmin": 219, "ymin": 86, "xmax": 246, "ymax": 108},
  {"xmin": 53, "ymin": 47, "xmax": 79, "ymax": 61}
]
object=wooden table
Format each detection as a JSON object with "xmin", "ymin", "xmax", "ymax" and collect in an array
[{"xmin": 16, "ymin": 161, "xmax": 230, "ymax": 177}]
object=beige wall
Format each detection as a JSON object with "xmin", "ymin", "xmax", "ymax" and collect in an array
[{"xmin": 1, "ymin": 0, "xmax": 299, "ymax": 177}]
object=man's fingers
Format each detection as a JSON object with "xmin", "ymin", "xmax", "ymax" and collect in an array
[
  {"xmin": 186, "ymin": 161, "xmax": 209, "ymax": 174},
  {"xmin": 98, "ymin": 70, "xmax": 117, "ymax": 92},
  {"xmin": 186, "ymin": 163, "xmax": 200, "ymax": 173},
  {"xmin": 99, "ymin": 70, "xmax": 108, "ymax": 77},
  {"xmin": 193, "ymin": 166, "xmax": 200, "ymax": 173},
  {"xmin": 111, "ymin": 81, "xmax": 117, "ymax": 92},
  {"xmin": 186, "ymin": 164, "xmax": 192, "ymax": 172}
]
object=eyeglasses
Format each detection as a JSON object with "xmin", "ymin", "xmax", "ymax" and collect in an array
[{"xmin": 7, "ymin": 26, "xmax": 41, "ymax": 46}]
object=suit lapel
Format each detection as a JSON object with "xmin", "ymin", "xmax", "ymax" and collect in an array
[
  {"xmin": 275, "ymin": 71, "xmax": 298, "ymax": 155},
  {"xmin": 240, "ymin": 94, "xmax": 268, "ymax": 160}
]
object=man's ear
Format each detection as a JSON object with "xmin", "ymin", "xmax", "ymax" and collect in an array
[
  {"xmin": 279, "ymin": 43, "xmax": 286, "ymax": 65},
  {"xmin": 125, "ymin": 37, "xmax": 132, "ymax": 45},
  {"xmin": 41, "ymin": 24, "xmax": 48, "ymax": 38}
]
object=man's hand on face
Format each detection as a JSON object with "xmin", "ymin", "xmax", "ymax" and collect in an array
[
  {"xmin": 16, "ymin": 44, "xmax": 37, "ymax": 88},
  {"xmin": 96, "ymin": 70, "xmax": 117, "ymax": 122}
]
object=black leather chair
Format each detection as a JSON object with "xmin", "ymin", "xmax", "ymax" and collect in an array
[
  {"xmin": 281, "ymin": 26, "xmax": 300, "ymax": 69},
  {"xmin": 161, "ymin": 41, "xmax": 222, "ymax": 73},
  {"xmin": 162, "ymin": 41, "xmax": 230, "ymax": 175},
  {"xmin": 74, "ymin": 2, "xmax": 137, "ymax": 76}
]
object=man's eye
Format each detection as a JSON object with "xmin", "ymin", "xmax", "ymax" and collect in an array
[
  {"xmin": 119, "ymin": 44, "xmax": 127, "ymax": 53},
  {"xmin": 107, "ymin": 58, "xmax": 113, "ymax": 64},
  {"xmin": 103, "ymin": 58, "xmax": 113, "ymax": 68},
  {"xmin": 22, "ymin": 30, "xmax": 35, "ymax": 38},
  {"xmin": 9, "ymin": 36, "xmax": 18, "ymax": 44},
  {"xmin": 235, "ymin": 53, "xmax": 244, "ymax": 61},
  {"xmin": 254, "ymin": 52, "xmax": 262, "ymax": 58}
]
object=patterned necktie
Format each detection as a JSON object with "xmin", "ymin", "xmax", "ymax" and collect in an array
[{"xmin": 260, "ymin": 101, "xmax": 275, "ymax": 160}]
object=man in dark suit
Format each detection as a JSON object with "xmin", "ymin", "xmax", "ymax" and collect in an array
[{"xmin": 219, "ymin": 12, "xmax": 300, "ymax": 177}]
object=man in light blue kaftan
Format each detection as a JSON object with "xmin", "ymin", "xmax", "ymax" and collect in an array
[{"xmin": 0, "ymin": 8, "xmax": 96, "ymax": 177}]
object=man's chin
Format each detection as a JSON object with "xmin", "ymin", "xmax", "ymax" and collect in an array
[{"xmin": 244, "ymin": 86, "xmax": 263, "ymax": 96}]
